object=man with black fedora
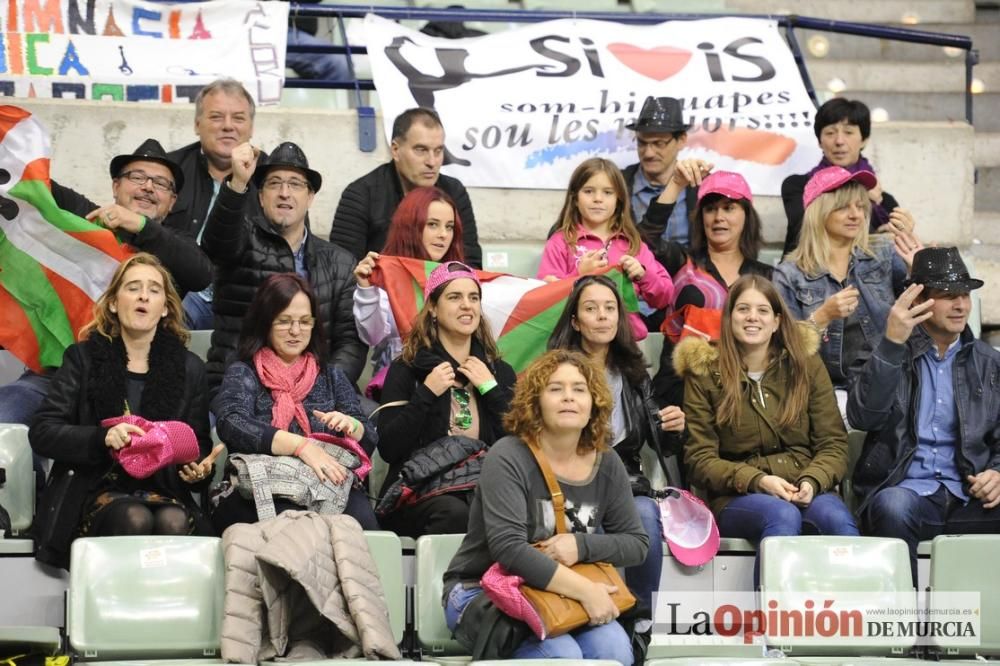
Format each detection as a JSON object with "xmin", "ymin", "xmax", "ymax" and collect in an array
[
  {"xmin": 199, "ymin": 140, "xmax": 366, "ymax": 393},
  {"xmin": 623, "ymin": 95, "xmax": 692, "ymax": 244},
  {"xmin": 848, "ymin": 247, "xmax": 1000, "ymax": 583}
]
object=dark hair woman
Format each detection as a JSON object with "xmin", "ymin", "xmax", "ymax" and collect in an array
[
  {"xmin": 375, "ymin": 261, "xmax": 516, "ymax": 538},
  {"xmin": 211, "ymin": 273, "xmax": 377, "ymax": 531},
  {"xmin": 30, "ymin": 253, "xmax": 216, "ymax": 569}
]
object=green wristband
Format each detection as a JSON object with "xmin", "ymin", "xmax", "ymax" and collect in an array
[
  {"xmin": 137, "ymin": 215, "xmax": 147, "ymax": 233},
  {"xmin": 477, "ymin": 379, "xmax": 498, "ymax": 395}
]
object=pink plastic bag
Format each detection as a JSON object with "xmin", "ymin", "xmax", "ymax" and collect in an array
[
  {"xmin": 480, "ymin": 561, "xmax": 547, "ymax": 640},
  {"xmin": 100, "ymin": 415, "xmax": 200, "ymax": 479}
]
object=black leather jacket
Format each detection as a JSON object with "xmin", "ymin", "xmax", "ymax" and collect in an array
[
  {"xmin": 617, "ymin": 373, "xmax": 683, "ymax": 484},
  {"xmin": 848, "ymin": 327, "xmax": 1000, "ymax": 516}
]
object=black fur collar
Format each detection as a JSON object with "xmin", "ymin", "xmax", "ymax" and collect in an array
[{"xmin": 85, "ymin": 329, "xmax": 188, "ymax": 421}]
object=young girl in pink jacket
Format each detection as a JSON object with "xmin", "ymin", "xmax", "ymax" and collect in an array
[{"xmin": 538, "ymin": 157, "xmax": 674, "ymax": 340}]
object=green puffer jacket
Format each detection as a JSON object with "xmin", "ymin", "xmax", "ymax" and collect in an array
[{"xmin": 674, "ymin": 323, "xmax": 848, "ymax": 516}]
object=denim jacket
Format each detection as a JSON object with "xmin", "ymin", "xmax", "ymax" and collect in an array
[{"xmin": 773, "ymin": 237, "xmax": 906, "ymax": 388}]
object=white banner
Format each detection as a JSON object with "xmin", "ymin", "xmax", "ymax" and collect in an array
[
  {"xmin": 366, "ymin": 15, "xmax": 822, "ymax": 194},
  {"xmin": 0, "ymin": 0, "xmax": 288, "ymax": 105}
]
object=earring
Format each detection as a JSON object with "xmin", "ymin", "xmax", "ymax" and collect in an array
[{"xmin": 110, "ymin": 306, "xmax": 117, "ymax": 313}]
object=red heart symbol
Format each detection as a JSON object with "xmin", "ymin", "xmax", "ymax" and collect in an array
[{"xmin": 607, "ymin": 43, "xmax": 692, "ymax": 81}]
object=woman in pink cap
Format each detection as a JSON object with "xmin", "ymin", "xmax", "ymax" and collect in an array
[
  {"xmin": 375, "ymin": 261, "xmax": 517, "ymax": 538},
  {"xmin": 637, "ymin": 159, "xmax": 773, "ymax": 408},
  {"xmin": 30, "ymin": 253, "xmax": 217, "ymax": 569},
  {"xmin": 774, "ymin": 165, "xmax": 921, "ymax": 402}
]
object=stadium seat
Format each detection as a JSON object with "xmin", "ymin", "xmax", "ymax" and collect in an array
[
  {"xmin": 647, "ymin": 660, "xmax": 796, "ymax": 666},
  {"xmin": 759, "ymin": 536, "xmax": 918, "ymax": 660},
  {"xmin": 757, "ymin": 248, "xmax": 783, "ymax": 268},
  {"xmin": 185, "ymin": 329, "xmax": 213, "ymax": 363},
  {"xmin": 631, "ymin": 0, "xmax": 725, "ymax": 11},
  {"xmin": 0, "ymin": 349, "xmax": 25, "ymax": 386},
  {"xmin": 927, "ymin": 534, "xmax": 1000, "ymax": 659},
  {"xmin": 638, "ymin": 332, "xmax": 664, "ymax": 375},
  {"xmin": 67, "ymin": 535, "xmax": 225, "ymax": 663},
  {"xmin": 520, "ymin": 0, "xmax": 628, "ymax": 11},
  {"xmin": 0, "ymin": 625, "xmax": 62, "ymax": 654},
  {"xmin": 0, "ymin": 423, "xmax": 35, "ymax": 553},
  {"xmin": 414, "ymin": 533, "xmax": 468, "ymax": 660}
]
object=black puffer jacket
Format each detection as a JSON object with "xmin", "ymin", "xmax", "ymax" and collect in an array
[
  {"xmin": 200, "ymin": 182, "xmax": 366, "ymax": 393},
  {"xmin": 328, "ymin": 161, "xmax": 482, "ymax": 268}
]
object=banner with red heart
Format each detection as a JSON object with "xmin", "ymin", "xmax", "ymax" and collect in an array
[{"xmin": 606, "ymin": 43, "xmax": 692, "ymax": 81}]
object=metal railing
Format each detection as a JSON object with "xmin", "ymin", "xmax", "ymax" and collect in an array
[{"xmin": 286, "ymin": 4, "xmax": 978, "ymax": 124}]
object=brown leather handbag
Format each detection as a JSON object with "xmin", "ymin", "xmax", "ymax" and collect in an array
[{"xmin": 519, "ymin": 442, "xmax": 636, "ymax": 638}]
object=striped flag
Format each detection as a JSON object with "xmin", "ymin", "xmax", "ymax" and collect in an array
[
  {"xmin": 0, "ymin": 105, "xmax": 132, "ymax": 372},
  {"xmin": 370, "ymin": 256, "xmax": 639, "ymax": 372}
]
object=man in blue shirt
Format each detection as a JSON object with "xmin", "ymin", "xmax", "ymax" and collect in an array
[
  {"xmin": 847, "ymin": 247, "xmax": 1000, "ymax": 584},
  {"xmin": 621, "ymin": 96, "xmax": 693, "ymax": 244}
]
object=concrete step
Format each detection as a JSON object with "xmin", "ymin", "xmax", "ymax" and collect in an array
[
  {"xmin": 805, "ymin": 61, "xmax": 999, "ymax": 93},
  {"xmin": 976, "ymin": 166, "xmax": 1000, "ymax": 211},
  {"xmin": 796, "ymin": 26, "xmax": 992, "ymax": 63},
  {"xmin": 723, "ymin": 0, "xmax": 975, "ymax": 23},
  {"xmin": 817, "ymin": 91, "xmax": 998, "ymax": 129},
  {"xmin": 976, "ymin": 132, "xmax": 1000, "ymax": 167}
]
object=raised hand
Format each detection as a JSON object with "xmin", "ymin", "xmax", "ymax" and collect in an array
[
  {"xmin": 229, "ymin": 142, "xmax": 259, "ymax": 192},
  {"xmin": 885, "ymin": 283, "xmax": 935, "ymax": 344},
  {"xmin": 353, "ymin": 251, "xmax": 380, "ymax": 288}
]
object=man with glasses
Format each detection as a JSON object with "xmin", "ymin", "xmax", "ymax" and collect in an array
[
  {"xmin": 200, "ymin": 141, "xmax": 365, "ymax": 395},
  {"xmin": 623, "ymin": 96, "xmax": 692, "ymax": 245}
]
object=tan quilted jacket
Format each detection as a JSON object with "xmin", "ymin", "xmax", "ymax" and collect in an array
[{"xmin": 220, "ymin": 511, "xmax": 402, "ymax": 663}]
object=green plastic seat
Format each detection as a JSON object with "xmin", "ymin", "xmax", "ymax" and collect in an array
[
  {"xmin": 638, "ymin": 332, "xmax": 664, "ymax": 375},
  {"xmin": 0, "ymin": 423, "xmax": 34, "ymax": 535},
  {"xmin": 760, "ymin": 536, "xmax": 916, "ymax": 658},
  {"xmin": 0, "ymin": 626, "xmax": 62, "ymax": 653},
  {"xmin": 68, "ymin": 536, "xmax": 225, "ymax": 663},
  {"xmin": 185, "ymin": 330, "xmax": 212, "ymax": 363},
  {"xmin": 647, "ymin": 660, "xmax": 797, "ymax": 665},
  {"xmin": 481, "ymin": 242, "xmax": 545, "ymax": 279},
  {"xmin": 927, "ymin": 534, "xmax": 1000, "ymax": 659},
  {"xmin": 415, "ymin": 534, "xmax": 468, "ymax": 660}
]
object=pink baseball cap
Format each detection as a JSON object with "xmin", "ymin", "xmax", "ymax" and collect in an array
[
  {"xmin": 658, "ymin": 488, "xmax": 720, "ymax": 566},
  {"xmin": 697, "ymin": 171, "xmax": 752, "ymax": 204},
  {"xmin": 803, "ymin": 166, "xmax": 878, "ymax": 209},
  {"xmin": 423, "ymin": 261, "xmax": 481, "ymax": 300}
]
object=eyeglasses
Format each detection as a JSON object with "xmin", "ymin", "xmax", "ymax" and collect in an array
[
  {"xmin": 118, "ymin": 170, "xmax": 175, "ymax": 193},
  {"xmin": 272, "ymin": 316, "xmax": 316, "ymax": 331},
  {"xmin": 636, "ymin": 137, "xmax": 676, "ymax": 151},
  {"xmin": 263, "ymin": 177, "xmax": 310, "ymax": 193},
  {"xmin": 451, "ymin": 387, "xmax": 472, "ymax": 431}
]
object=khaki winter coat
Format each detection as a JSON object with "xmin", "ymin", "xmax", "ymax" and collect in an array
[
  {"xmin": 221, "ymin": 511, "xmax": 402, "ymax": 663},
  {"xmin": 674, "ymin": 323, "xmax": 848, "ymax": 515}
]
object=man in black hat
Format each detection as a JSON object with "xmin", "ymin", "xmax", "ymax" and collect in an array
[
  {"xmin": 848, "ymin": 247, "xmax": 1000, "ymax": 584},
  {"xmin": 624, "ymin": 96, "xmax": 692, "ymax": 244},
  {"xmin": 51, "ymin": 138, "xmax": 212, "ymax": 296},
  {"xmin": 199, "ymin": 141, "xmax": 365, "ymax": 392},
  {"xmin": 329, "ymin": 107, "xmax": 481, "ymax": 267}
]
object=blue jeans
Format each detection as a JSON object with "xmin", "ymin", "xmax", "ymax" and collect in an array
[
  {"xmin": 718, "ymin": 492, "xmax": 859, "ymax": 585},
  {"xmin": 182, "ymin": 291, "xmax": 214, "ymax": 331},
  {"xmin": 286, "ymin": 27, "xmax": 350, "ymax": 81},
  {"xmin": 445, "ymin": 583, "xmax": 634, "ymax": 666},
  {"xmin": 625, "ymin": 495, "xmax": 662, "ymax": 619},
  {"xmin": 866, "ymin": 485, "xmax": 1000, "ymax": 588}
]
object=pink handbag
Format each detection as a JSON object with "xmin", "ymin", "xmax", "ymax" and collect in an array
[
  {"xmin": 480, "ymin": 562, "xmax": 547, "ymax": 639},
  {"xmin": 100, "ymin": 415, "xmax": 200, "ymax": 479}
]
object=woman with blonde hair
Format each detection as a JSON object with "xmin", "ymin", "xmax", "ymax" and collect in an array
[
  {"xmin": 444, "ymin": 349, "xmax": 647, "ymax": 664},
  {"xmin": 676, "ymin": 275, "xmax": 857, "ymax": 571},
  {"xmin": 538, "ymin": 157, "xmax": 673, "ymax": 340},
  {"xmin": 30, "ymin": 253, "xmax": 217, "ymax": 568},
  {"xmin": 774, "ymin": 166, "xmax": 919, "ymax": 395},
  {"xmin": 376, "ymin": 261, "xmax": 516, "ymax": 538}
]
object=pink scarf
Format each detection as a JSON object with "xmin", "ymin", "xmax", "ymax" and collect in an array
[{"xmin": 254, "ymin": 347, "xmax": 320, "ymax": 434}]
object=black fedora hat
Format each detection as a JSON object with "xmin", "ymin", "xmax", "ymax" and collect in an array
[
  {"xmin": 252, "ymin": 142, "xmax": 322, "ymax": 193},
  {"xmin": 109, "ymin": 139, "xmax": 184, "ymax": 193},
  {"xmin": 626, "ymin": 96, "xmax": 690, "ymax": 134},
  {"xmin": 907, "ymin": 247, "xmax": 983, "ymax": 292}
]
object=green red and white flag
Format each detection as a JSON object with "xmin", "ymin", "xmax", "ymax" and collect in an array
[
  {"xmin": 370, "ymin": 256, "xmax": 640, "ymax": 372},
  {"xmin": 0, "ymin": 105, "xmax": 132, "ymax": 372}
]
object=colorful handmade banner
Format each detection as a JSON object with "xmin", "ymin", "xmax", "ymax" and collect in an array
[
  {"xmin": 0, "ymin": 105, "xmax": 133, "ymax": 372},
  {"xmin": 369, "ymin": 256, "xmax": 639, "ymax": 372},
  {"xmin": 365, "ymin": 14, "xmax": 822, "ymax": 194},
  {"xmin": 0, "ymin": 0, "xmax": 288, "ymax": 105}
]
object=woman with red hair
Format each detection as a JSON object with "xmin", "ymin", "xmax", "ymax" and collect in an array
[{"xmin": 353, "ymin": 186, "xmax": 465, "ymax": 395}]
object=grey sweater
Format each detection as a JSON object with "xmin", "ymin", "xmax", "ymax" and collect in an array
[{"xmin": 443, "ymin": 436, "xmax": 648, "ymax": 599}]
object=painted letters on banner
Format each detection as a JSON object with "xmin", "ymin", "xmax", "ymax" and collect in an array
[
  {"xmin": 365, "ymin": 15, "xmax": 822, "ymax": 194},
  {"xmin": 0, "ymin": 0, "xmax": 289, "ymax": 105}
]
